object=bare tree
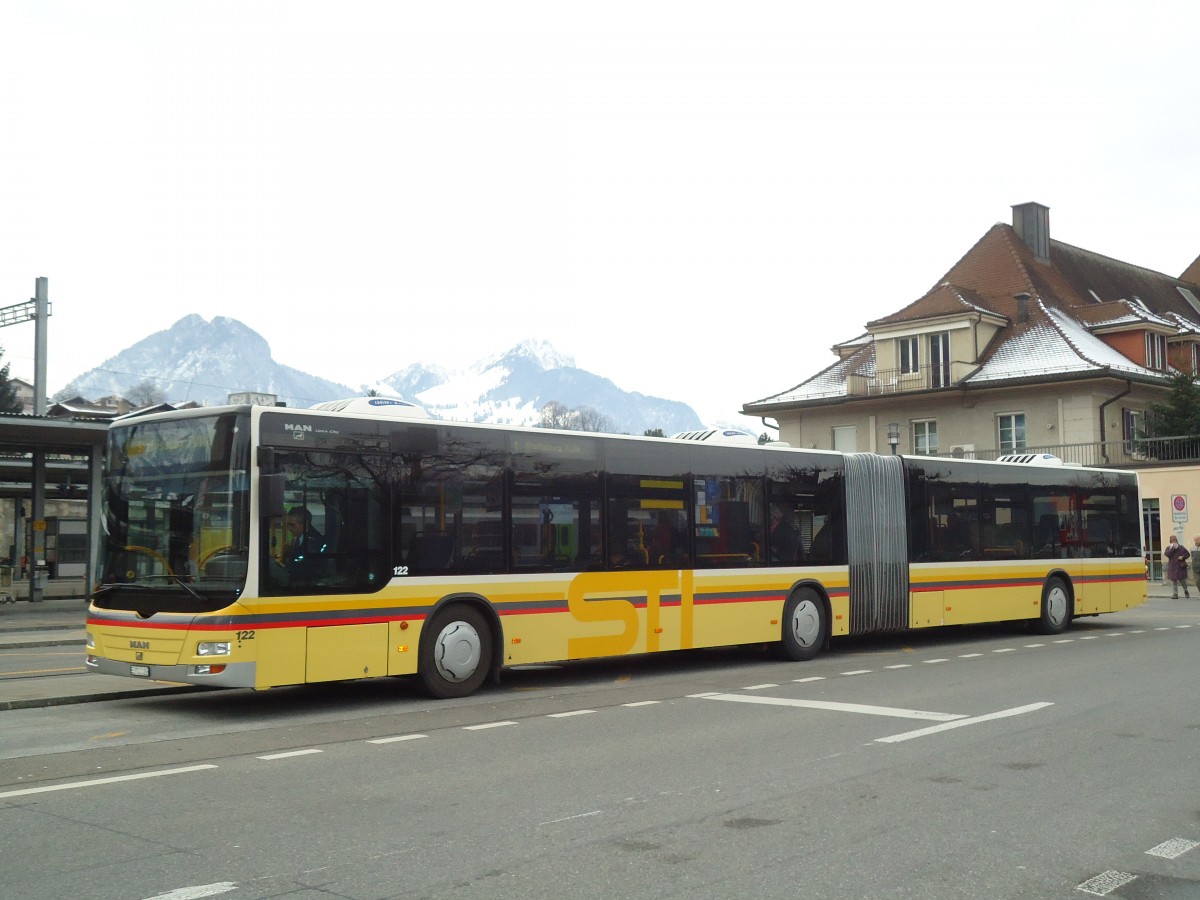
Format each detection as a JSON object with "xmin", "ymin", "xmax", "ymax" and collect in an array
[
  {"xmin": 537, "ymin": 401, "xmax": 574, "ymax": 429},
  {"xmin": 574, "ymin": 406, "xmax": 613, "ymax": 433},
  {"xmin": 127, "ymin": 379, "xmax": 167, "ymax": 407}
]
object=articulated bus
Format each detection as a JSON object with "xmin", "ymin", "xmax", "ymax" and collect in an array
[{"xmin": 85, "ymin": 398, "xmax": 1146, "ymax": 698}]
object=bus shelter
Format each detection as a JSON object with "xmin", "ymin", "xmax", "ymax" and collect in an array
[{"xmin": 0, "ymin": 413, "xmax": 109, "ymax": 601}]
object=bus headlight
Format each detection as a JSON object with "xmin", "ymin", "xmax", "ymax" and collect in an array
[
  {"xmin": 197, "ymin": 641, "xmax": 231, "ymax": 657},
  {"xmin": 86, "ymin": 633, "xmax": 95, "ymax": 649}
]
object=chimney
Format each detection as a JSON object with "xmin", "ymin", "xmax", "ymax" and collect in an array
[
  {"xmin": 1014, "ymin": 292, "xmax": 1031, "ymax": 324},
  {"xmin": 1011, "ymin": 202, "xmax": 1050, "ymax": 261}
]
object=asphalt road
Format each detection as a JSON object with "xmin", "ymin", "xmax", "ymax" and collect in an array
[{"xmin": 2, "ymin": 601, "xmax": 1199, "ymax": 900}]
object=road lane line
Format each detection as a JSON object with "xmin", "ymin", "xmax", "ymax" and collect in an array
[
  {"xmin": 1146, "ymin": 837, "xmax": 1198, "ymax": 859},
  {"xmin": 257, "ymin": 749, "xmax": 321, "ymax": 760},
  {"xmin": 876, "ymin": 702, "xmax": 1053, "ymax": 744},
  {"xmin": 464, "ymin": 721, "xmax": 517, "ymax": 730},
  {"xmin": 1076, "ymin": 870, "xmax": 1137, "ymax": 895},
  {"xmin": 367, "ymin": 734, "xmax": 427, "ymax": 744},
  {"xmin": 141, "ymin": 883, "xmax": 238, "ymax": 900},
  {"xmin": 696, "ymin": 692, "xmax": 966, "ymax": 721},
  {"xmin": 0, "ymin": 764, "xmax": 218, "ymax": 799},
  {"xmin": 622, "ymin": 700, "xmax": 660, "ymax": 707},
  {"xmin": 548, "ymin": 709, "xmax": 595, "ymax": 718},
  {"xmin": 539, "ymin": 810, "xmax": 602, "ymax": 826}
]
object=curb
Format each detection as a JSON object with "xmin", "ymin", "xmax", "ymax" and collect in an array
[
  {"xmin": 0, "ymin": 685, "xmax": 201, "ymax": 712},
  {"xmin": 2, "ymin": 638, "xmax": 86, "ymax": 650}
]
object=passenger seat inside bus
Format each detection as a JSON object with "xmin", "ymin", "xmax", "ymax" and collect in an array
[{"xmin": 409, "ymin": 531, "xmax": 455, "ymax": 570}]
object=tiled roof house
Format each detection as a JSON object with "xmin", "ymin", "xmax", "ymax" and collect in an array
[{"xmin": 743, "ymin": 202, "xmax": 1200, "ymax": 465}]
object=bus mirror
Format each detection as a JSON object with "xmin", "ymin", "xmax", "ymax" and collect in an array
[
  {"xmin": 258, "ymin": 447, "xmax": 275, "ymax": 470},
  {"xmin": 261, "ymin": 473, "xmax": 286, "ymax": 518}
]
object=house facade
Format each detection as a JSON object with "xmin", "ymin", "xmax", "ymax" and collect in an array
[{"xmin": 743, "ymin": 202, "xmax": 1200, "ymax": 572}]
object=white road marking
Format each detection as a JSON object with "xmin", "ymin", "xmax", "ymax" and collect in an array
[
  {"xmin": 840, "ymin": 669, "xmax": 872, "ymax": 676},
  {"xmin": 257, "ymin": 749, "xmax": 321, "ymax": 760},
  {"xmin": 696, "ymin": 692, "xmax": 965, "ymax": 721},
  {"xmin": 744, "ymin": 683, "xmax": 778, "ymax": 690},
  {"xmin": 1076, "ymin": 870, "xmax": 1137, "ymax": 895},
  {"xmin": 876, "ymin": 702, "xmax": 1053, "ymax": 744},
  {"xmin": 793, "ymin": 675, "xmax": 826, "ymax": 681},
  {"xmin": 923, "ymin": 658, "xmax": 949, "ymax": 664},
  {"xmin": 1146, "ymin": 837, "xmax": 1199, "ymax": 859},
  {"xmin": 464, "ymin": 721, "xmax": 517, "ymax": 730},
  {"xmin": 1025, "ymin": 643, "xmax": 1045, "ymax": 648},
  {"xmin": 141, "ymin": 883, "xmax": 238, "ymax": 900},
  {"xmin": 884, "ymin": 664, "xmax": 911, "ymax": 670},
  {"xmin": 548, "ymin": 709, "xmax": 595, "ymax": 718},
  {"xmin": 993, "ymin": 648, "xmax": 1016, "ymax": 653},
  {"xmin": 958, "ymin": 653, "xmax": 983, "ymax": 658},
  {"xmin": 621, "ymin": 700, "xmax": 660, "ymax": 707},
  {"xmin": 1078, "ymin": 635, "xmax": 1099, "ymax": 641},
  {"xmin": 367, "ymin": 734, "xmax": 427, "ymax": 744},
  {"xmin": 0, "ymin": 764, "xmax": 218, "ymax": 800},
  {"xmin": 539, "ymin": 809, "xmax": 602, "ymax": 826}
]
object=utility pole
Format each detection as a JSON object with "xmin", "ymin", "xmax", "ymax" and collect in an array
[{"xmin": 30, "ymin": 277, "xmax": 49, "ymax": 601}]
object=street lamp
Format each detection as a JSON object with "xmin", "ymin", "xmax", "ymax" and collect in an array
[{"xmin": 887, "ymin": 422, "xmax": 901, "ymax": 455}]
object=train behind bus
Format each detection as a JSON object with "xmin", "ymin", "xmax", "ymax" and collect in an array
[{"xmin": 85, "ymin": 398, "xmax": 1146, "ymax": 698}]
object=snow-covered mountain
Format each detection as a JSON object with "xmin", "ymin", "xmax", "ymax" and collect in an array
[
  {"xmin": 378, "ymin": 338, "xmax": 702, "ymax": 435},
  {"xmin": 57, "ymin": 317, "xmax": 705, "ymax": 435}
]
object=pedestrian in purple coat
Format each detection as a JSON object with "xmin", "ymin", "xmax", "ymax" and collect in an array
[{"xmin": 1164, "ymin": 534, "xmax": 1190, "ymax": 599}]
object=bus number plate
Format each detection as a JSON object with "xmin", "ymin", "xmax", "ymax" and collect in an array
[{"xmin": 130, "ymin": 665, "xmax": 150, "ymax": 677}]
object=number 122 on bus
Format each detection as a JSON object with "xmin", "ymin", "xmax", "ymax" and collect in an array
[{"xmin": 85, "ymin": 397, "xmax": 1145, "ymax": 699}]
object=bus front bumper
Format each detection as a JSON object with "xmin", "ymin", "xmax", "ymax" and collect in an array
[{"xmin": 85, "ymin": 655, "xmax": 257, "ymax": 688}]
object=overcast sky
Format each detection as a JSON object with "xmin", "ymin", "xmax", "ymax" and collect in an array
[{"xmin": 2, "ymin": 1, "xmax": 1198, "ymax": 427}]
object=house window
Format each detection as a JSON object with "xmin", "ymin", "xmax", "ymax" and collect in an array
[
  {"xmin": 997, "ymin": 413, "xmax": 1026, "ymax": 453},
  {"xmin": 1123, "ymin": 408, "xmax": 1146, "ymax": 456},
  {"xmin": 898, "ymin": 337, "xmax": 920, "ymax": 374},
  {"xmin": 831, "ymin": 425, "xmax": 857, "ymax": 452},
  {"xmin": 929, "ymin": 332, "xmax": 951, "ymax": 388},
  {"xmin": 1145, "ymin": 332, "xmax": 1167, "ymax": 371},
  {"xmin": 913, "ymin": 420, "xmax": 938, "ymax": 455},
  {"xmin": 1192, "ymin": 343, "xmax": 1199, "ymax": 376}
]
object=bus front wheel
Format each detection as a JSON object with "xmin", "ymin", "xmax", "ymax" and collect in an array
[
  {"xmin": 777, "ymin": 588, "xmax": 827, "ymax": 662},
  {"xmin": 1034, "ymin": 576, "xmax": 1072, "ymax": 635},
  {"xmin": 419, "ymin": 604, "xmax": 493, "ymax": 699}
]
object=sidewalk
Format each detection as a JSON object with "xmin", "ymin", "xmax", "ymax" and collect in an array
[
  {"xmin": 0, "ymin": 594, "xmax": 201, "ymax": 711},
  {"xmin": 0, "ymin": 580, "xmax": 1184, "ymax": 712}
]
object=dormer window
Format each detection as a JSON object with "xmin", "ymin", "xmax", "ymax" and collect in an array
[{"xmin": 1145, "ymin": 332, "xmax": 1167, "ymax": 371}]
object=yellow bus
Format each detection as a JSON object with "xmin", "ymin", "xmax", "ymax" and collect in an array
[{"xmin": 86, "ymin": 398, "xmax": 1146, "ymax": 698}]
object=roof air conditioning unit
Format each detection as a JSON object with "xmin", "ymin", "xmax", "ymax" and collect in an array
[{"xmin": 950, "ymin": 444, "xmax": 974, "ymax": 458}]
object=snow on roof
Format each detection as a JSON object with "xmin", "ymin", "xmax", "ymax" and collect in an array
[
  {"xmin": 968, "ymin": 303, "xmax": 1161, "ymax": 383},
  {"xmin": 750, "ymin": 344, "xmax": 875, "ymax": 404}
]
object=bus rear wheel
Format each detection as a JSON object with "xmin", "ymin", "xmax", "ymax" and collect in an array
[
  {"xmin": 419, "ymin": 604, "xmax": 493, "ymax": 699},
  {"xmin": 1034, "ymin": 576, "xmax": 1072, "ymax": 635},
  {"xmin": 777, "ymin": 587, "xmax": 827, "ymax": 662}
]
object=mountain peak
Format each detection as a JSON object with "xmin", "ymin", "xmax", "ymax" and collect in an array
[{"xmin": 482, "ymin": 339, "xmax": 575, "ymax": 372}]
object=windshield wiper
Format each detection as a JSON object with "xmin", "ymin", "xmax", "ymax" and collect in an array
[{"xmin": 169, "ymin": 574, "xmax": 205, "ymax": 602}]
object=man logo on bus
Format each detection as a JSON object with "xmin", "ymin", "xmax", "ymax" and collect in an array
[{"xmin": 284, "ymin": 423, "xmax": 313, "ymax": 432}]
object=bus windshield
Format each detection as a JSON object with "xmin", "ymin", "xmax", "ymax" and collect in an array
[{"xmin": 95, "ymin": 411, "xmax": 251, "ymax": 613}]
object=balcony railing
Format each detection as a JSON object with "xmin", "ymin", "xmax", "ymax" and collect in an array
[
  {"xmin": 847, "ymin": 361, "xmax": 976, "ymax": 396},
  {"xmin": 925, "ymin": 435, "xmax": 1200, "ymax": 468}
]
